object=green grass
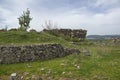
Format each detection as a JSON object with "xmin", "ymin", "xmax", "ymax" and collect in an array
[
  {"xmin": 0, "ymin": 31, "xmax": 62, "ymax": 44},
  {"xmin": 0, "ymin": 31, "xmax": 76, "ymax": 48},
  {"xmin": 0, "ymin": 31, "xmax": 120, "ymax": 80},
  {"xmin": 0, "ymin": 46, "xmax": 120, "ymax": 80}
]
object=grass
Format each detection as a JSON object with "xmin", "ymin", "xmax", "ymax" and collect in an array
[
  {"xmin": 0, "ymin": 46, "xmax": 120, "ymax": 80},
  {"xmin": 0, "ymin": 31, "xmax": 120, "ymax": 80},
  {"xmin": 0, "ymin": 31, "xmax": 76, "ymax": 48},
  {"xmin": 0, "ymin": 31, "xmax": 63, "ymax": 44}
]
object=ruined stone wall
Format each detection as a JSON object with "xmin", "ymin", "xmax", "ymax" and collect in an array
[
  {"xmin": 58, "ymin": 29, "xmax": 72, "ymax": 37},
  {"xmin": 43, "ymin": 29, "xmax": 87, "ymax": 41},
  {"xmin": 71, "ymin": 29, "xmax": 87, "ymax": 40},
  {"xmin": 0, "ymin": 44, "xmax": 80, "ymax": 64}
]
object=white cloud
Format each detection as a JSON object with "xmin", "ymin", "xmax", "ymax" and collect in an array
[
  {"xmin": 0, "ymin": 6, "xmax": 19, "ymax": 28},
  {"xmin": 0, "ymin": 0, "xmax": 120, "ymax": 35},
  {"xmin": 49, "ymin": 7, "xmax": 120, "ymax": 35},
  {"xmin": 95, "ymin": 0, "xmax": 120, "ymax": 7}
]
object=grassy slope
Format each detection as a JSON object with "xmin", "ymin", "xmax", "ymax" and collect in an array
[
  {"xmin": 0, "ymin": 32, "xmax": 120, "ymax": 80},
  {"xmin": 0, "ymin": 31, "xmax": 76, "ymax": 48},
  {"xmin": 0, "ymin": 31, "xmax": 64, "ymax": 44}
]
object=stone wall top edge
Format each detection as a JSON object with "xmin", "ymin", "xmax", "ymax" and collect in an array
[{"xmin": 0, "ymin": 43, "xmax": 60, "ymax": 47}]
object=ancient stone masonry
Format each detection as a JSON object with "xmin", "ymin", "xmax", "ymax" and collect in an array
[
  {"xmin": 0, "ymin": 44, "xmax": 80, "ymax": 64},
  {"xmin": 43, "ymin": 29, "xmax": 87, "ymax": 41},
  {"xmin": 71, "ymin": 29, "xmax": 87, "ymax": 41}
]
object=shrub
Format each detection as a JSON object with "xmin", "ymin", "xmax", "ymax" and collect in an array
[
  {"xmin": 29, "ymin": 29, "xmax": 37, "ymax": 32},
  {"xmin": 65, "ymin": 35, "xmax": 71, "ymax": 41},
  {"xmin": 72, "ymin": 37, "xmax": 80, "ymax": 42},
  {"xmin": 0, "ymin": 29, "xmax": 7, "ymax": 32},
  {"xmin": 8, "ymin": 28, "xmax": 18, "ymax": 31}
]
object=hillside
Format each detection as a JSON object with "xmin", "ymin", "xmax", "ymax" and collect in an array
[
  {"xmin": 0, "ymin": 31, "xmax": 75, "ymax": 47},
  {"xmin": 87, "ymin": 35, "xmax": 120, "ymax": 39},
  {"xmin": 0, "ymin": 31, "xmax": 120, "ymax": 80}
]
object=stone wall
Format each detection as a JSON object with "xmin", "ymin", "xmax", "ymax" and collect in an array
[
  {"xmin": 43, "ymin": 29, "xmax": 87, "ymax": 41},
  {"xmin": 0, "ymin": 44, "xmax": 80, "ymax": 64}
]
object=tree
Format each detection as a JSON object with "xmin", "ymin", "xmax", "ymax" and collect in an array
[
  {"xmin": 18, "ymin": 8, "xmax": 32, "ymax": 31},
  {"xmin": 42, "ymin": 20, "xmax": 58, "ymax": 30}
]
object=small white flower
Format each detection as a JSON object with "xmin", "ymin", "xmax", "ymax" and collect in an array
[
  {"xmin": 40, "ymin": 68, "xmax": 45, "ymax": 71},
  {"xmin": 60, "ymin": 63, "xmax": 66, "ymax": 66},
  {"xmin": 77, "ymin": 66, "xmax": 80, "ymax": 69},
  {"xmin": 74, "ymin": 64, "xmax": 77, "ymax": 67},
  {"xmin": 62, "ymin": 72, "xmax": 65, "ymax": 74}
]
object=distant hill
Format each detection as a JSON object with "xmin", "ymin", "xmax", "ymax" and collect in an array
[{"xmin": 87, "ymin": 35, "xmax": 120, "ymax": 39}]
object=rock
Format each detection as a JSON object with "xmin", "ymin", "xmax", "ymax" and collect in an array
[
  {"xmin": 59, "ymin": 77, "xmax": 77, "ymax": 80},
  {"xmin": 64, "ymin": 48, "xmax": 80, "ymax": 55},
  {"xmin": 93, "ymin": 75, "xmax": 98, "ymax": 79},
  {"xmin": 31, "ymin": 75, "xmax": 39, "ymax": 79},
  {"xmin": 25, "ymin": 77, "xmax": 31, "ymax": 80},
  {"xmin": 10, "ymin": 73, "xmax": 17, "ymax": 80},
  {"xmin": 0, "ymin": 59, "xmax": 2, "ymax": 63},
  {"xmin": 82, "ymin": 48, "xmax": 91, "ymax": 56},
  {"xmin": 38, "ymin": 77, "xmax": 43, "ymax": 80},
  {"xmin": 47, "ymin": 76, "xmax": 54, "ymax": 80},
  {"xmin": 24, "ymin": 72, "xmax": 29, "ymax": 76},
  {"xmin": 20, "ymin": 76, "xmax": 24, "ymax": 79},
  {"xmin": 92, "ymin": 75, "xmax": 109, "ymax": 80}
]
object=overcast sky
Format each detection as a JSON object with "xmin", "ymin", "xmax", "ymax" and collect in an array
[{"xmin": 0, "ymin": 0, "xmax": 120, "ymax": 35}]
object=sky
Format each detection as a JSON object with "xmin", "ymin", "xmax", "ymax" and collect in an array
[{"xmin": 0, "ymin": 0, "xmax": 120, "ymax": 35}]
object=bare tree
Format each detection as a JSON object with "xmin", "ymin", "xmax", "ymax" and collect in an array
[{"xmin": 42, "ymin": 20, "xmax": 58, "ymax": 30}]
